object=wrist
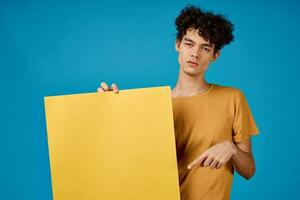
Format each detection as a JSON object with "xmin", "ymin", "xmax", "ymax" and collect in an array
[{"xmin": 231, "ymin": 142, "xmax": 238, "ymax": 157}]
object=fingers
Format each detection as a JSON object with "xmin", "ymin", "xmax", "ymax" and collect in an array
[
  {"xmin": 203, "ymin": 156, "xmax": 214, "ymax": 167},
  {"xmin": 216, "ymin": 160, "xmax": 224, "ymax": 169},
  {"xmin": 188, "ymin": 156, "xmax": 224, "ymax": 170},
  {"xmin": 187, "ymin": 152, "xmax": 208, "ymax": 170},
  {"xmin": 100, "ymin": 82, "xmax": 109, "ymax": 91},
  {"xmin": 97, "ymin": 87, "xmax": 105, "ymax": 93},
  {"xmin": 111, "ymin": 83, "xmax": 119, "ymax": 93},
  {"xmin": 187, "ymin": 152, "xmax": 226, "ymax": 170},
  {"xmin": 209, "ymin": 159, "xmax": 219, "ymax": 169},
  {"xmin": 97, "ymin": 82, "xmax": 119, "ymax": 93},
  {"xmin": 187, "ymin": 141, "xmax": 235, "ymax": 170}
]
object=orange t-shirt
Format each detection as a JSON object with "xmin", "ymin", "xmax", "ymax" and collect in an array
[{"xmin": 172, "ymin": 83, "xmax": 259, "ymax": 200}]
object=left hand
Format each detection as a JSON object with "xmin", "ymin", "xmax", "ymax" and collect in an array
[{"xmin": 187, "ymin": 140, "xmax": 238, "ymax": 170}]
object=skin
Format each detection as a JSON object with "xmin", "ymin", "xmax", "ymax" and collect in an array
[{"xmin": 97, "ymin": 27, "xmax": 256, "ymax": 180}]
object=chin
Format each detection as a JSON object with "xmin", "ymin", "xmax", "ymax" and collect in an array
[
  {"xmin": 182, "ymin": 67, "xmax": 203, "ymax": 76},
  {"xmin": 183, "ymin": 69, "xmax": 201, "ymax": 76}
]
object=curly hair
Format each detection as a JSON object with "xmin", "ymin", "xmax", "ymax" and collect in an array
[{"xmin": 175, "ymin": 4, "xmax": 234, "ymax": 52}]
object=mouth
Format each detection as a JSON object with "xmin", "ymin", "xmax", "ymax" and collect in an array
[{"xmin": 187, "ymin": 61, "xmax": 198, "ymax": 67}]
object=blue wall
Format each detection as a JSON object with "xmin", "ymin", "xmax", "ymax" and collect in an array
[{"xmin": 1, "ymin": 0, "xmax": 299, "ymax": 199}]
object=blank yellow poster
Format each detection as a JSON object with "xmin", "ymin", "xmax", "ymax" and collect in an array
[{"xmin": 44, "ymin": 86, "xmax": 180, "ymax": 200}]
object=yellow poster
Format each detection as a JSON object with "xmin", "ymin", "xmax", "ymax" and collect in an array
[{"xmin": 44, "ymin": 86, "xmax": 180, "ymax": 200}]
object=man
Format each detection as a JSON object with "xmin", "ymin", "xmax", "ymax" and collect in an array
[{"xmin": 97, "ymin": 5, "xmax": 259, "ymax": 200}]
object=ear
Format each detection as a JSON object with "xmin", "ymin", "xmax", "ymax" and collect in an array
[
  {"xmin": 212, "ymin": 50, "xmax": 221, "ymax": 61},
  {"xmin": 175, "ymin": 39, "xmax": 181, "ymax": 52}
]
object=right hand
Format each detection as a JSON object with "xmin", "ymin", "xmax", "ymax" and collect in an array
[{"xmin": 97, "ymin": 82, "xmax": 119, "ymax": 93}]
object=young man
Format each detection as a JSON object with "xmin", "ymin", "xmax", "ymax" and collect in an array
[{"xmin": 97, "ymin": 5, "xmax": 259, "ymax": 200}]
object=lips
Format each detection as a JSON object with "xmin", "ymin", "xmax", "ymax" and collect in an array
[{"xmin": 187, "ymin": 61, "xmax": 198, "ymax": 66}]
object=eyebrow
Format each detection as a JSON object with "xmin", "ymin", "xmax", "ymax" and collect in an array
[{"xmin": 183, "ymin": 37, "xmax": 213, "ymax": 47}]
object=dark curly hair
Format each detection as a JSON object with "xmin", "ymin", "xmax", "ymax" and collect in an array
[{"xmin": 175, "ymin": 5, "xmax": 234, "ymax": 53}]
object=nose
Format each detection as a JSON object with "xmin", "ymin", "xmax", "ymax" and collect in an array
[
  {"xmin": 191, "ymin": 54, "xmax": 199, "ymax": 59},
  {"xmin": 191, "ymin": 47, "xmax": 201, "ymax": 59}
]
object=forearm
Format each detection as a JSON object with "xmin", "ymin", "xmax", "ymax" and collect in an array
[{"xmin": 231, "ymin": 145, "xmax": 256, "ymax": 179}]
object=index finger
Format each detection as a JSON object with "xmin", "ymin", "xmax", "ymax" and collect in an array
[{"xmin": 187, "ymin": 151, "xmax": 208, "ymax": 170}]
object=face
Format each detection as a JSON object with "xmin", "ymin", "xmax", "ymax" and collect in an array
[{"xmin": 175, "ymin": 28, "xmax": 220, "ymax": 76}]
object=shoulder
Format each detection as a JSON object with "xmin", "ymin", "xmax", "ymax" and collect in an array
[{"xmin": 212, "ymin": 83, "xmax": 244, "ymax": 99}]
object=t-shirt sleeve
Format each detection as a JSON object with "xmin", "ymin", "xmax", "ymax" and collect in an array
[{"xmin": 232, "ymin": 90, "xmax": 259, "ymax": 143}]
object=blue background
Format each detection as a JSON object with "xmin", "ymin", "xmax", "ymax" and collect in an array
[{"xmin": 1, "ymin": 0, "xmax": 299, "ymax": 199}]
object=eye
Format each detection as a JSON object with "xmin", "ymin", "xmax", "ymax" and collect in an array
[
  {"xmin": 185, "ymin": 43, "xmax": 192, "ymax": 46},
  {"xmin": 202, "ymin": 47, "xmax": 211, "ymax": 52}
]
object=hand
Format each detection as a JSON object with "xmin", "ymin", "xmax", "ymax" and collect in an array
[
  {"xmin": 187, "ymin": 140, "xmax": 237, "ymax": 170},
  {"xmin": 97, "ymin": 82, "xmax": 119, "ymax": 93}
]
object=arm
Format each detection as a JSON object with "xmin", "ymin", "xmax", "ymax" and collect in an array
[{"xmin": 232, "ymin": 138, "xmax": 256, "ymax": 179}]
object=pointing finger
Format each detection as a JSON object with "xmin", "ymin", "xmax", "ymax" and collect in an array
[{"xmin": 187, "ymin": 152, "xmax": 208, "ymax": 170}]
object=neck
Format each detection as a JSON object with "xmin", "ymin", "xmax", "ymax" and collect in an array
[{"xmin": 172, "ymin": 68, "xmax": 211, "ymax": 97}]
